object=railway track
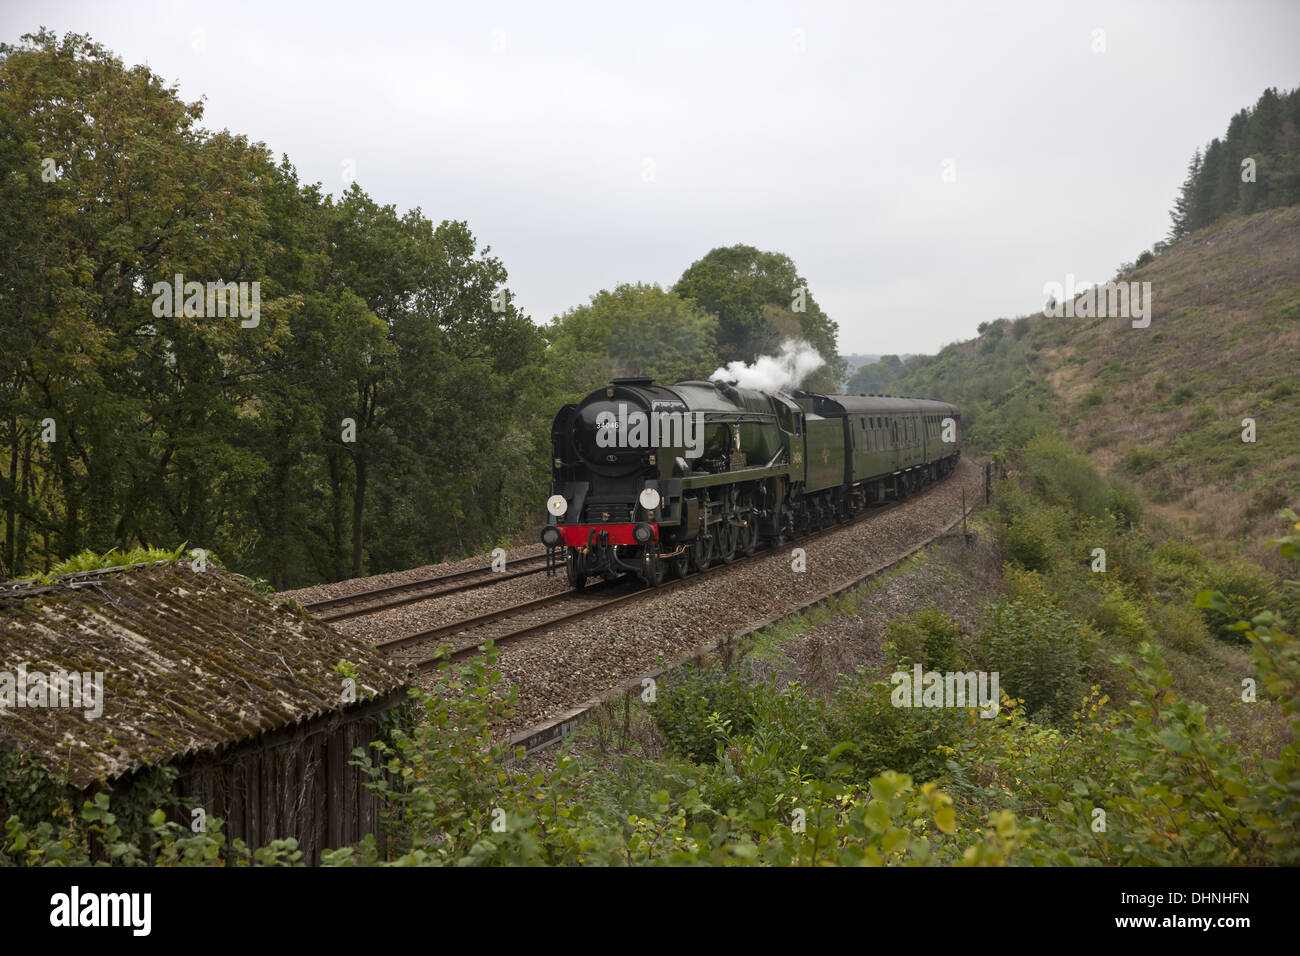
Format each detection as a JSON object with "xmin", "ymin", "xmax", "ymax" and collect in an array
[
  {"xmin": 300, "ymin": 553, "xmax": 549, "ymax": 622},
  {"xmin": 393, "ymin": 478, "xmax": 955, "ymax": 672},
  {"xmin": 507, "ymin": 494, "xmax": 980, "ymax": 756}
]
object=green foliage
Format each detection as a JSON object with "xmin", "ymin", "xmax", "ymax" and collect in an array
[
  {"xmin": 997, "ymin": 485, "xmax": 1072, "ymax": 573},
  {"xmin": 9, "ymin": 544, "xmax": 191, "ymax": 584},
  {"xmin": 1020, "ymin": 433, "xmax": 1115, "ymax": 521},
  {"xmin": 1168, "ymin": 86, "xmax": 1300, "ymax": 241},
  {"xmin": 650, "ymin": 663, "xmax": 757, "ymax": 764},
  {"xmin": 546, "ymin": 283, "xmax": 718, "ymax": 388},
  {"xmin": 1195, "ymin": 562, "xmax": 1278, "ymax": 643},
  {"xmin": 1084, "ymin": 641, "xmax": 1293, "ymax": 864},
  {"xmin": 1106, "ymin": 479, "xmax": 1144, "ymax": 528},
  {"xmin": 1151, "ymin": 537, "xmax": 1210, "ymax": 596},
  {"xmin": 975, "ymin": 597, "xmax": 1099, "ymax": 725},
  {"xmin": 1149, "ymin": 601, "xmax": 1212, "ymax": 654},
  {"xmin": 1122, "ymin": 446, "xmax": 1160, "ymax": 474},
  {"xmin": 845, "ymin": 355, "xmax": 902, "ymax": 394},
  {"xmin": 826, "ymin": 670, "xmax": 966, "ymax": 784},
  {"xmin": 341, "ymin": 647, "xmax": 1011, "ymax": 866},
  {"xmin": 1, "ymin": 792, "xmax": 281, "ymax": 867},
  {"xmin": 672, "ymin": 244, "xmax": 846, "ymax": 390},
  {"xmin": 0, "ymin": 30, "xmax": 551, "ymax": 588},
  {"xmin": 884, "ymin": 607, "xmax": 963, "ymax": 672},
  {"xmin": 1089, "ymin": 587, "xmax": 1155, "ymax": 647}
]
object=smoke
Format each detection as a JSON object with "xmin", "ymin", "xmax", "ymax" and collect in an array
[{"xmin": 710, "ymin": 339, "xmax": 825, "ymax": 392}]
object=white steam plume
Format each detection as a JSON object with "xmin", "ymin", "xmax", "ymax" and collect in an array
[{"xmin": 710, "ymin": 339, "xmax": 825, "ymax": 392}]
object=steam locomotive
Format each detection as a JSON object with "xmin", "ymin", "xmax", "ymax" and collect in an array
[{"xmin": 539, "ymin": 377, "xmax": 961, "ymax": 587}]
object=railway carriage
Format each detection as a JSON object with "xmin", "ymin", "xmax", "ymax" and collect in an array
[{"xmin": 540, "ymin": 377, "xmax": 960, "ymax": 588}]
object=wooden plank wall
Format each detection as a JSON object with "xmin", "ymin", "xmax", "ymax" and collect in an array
[{"xmin": 171, "ymin": 692, "xmax": 400, "ymax": 864}]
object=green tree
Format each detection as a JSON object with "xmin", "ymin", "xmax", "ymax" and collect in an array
[
  {"xmin": 546, "ymin": 283, "xmax": 718, "ymax": 392},
  {"xmin": 0, "ymin": 30, "xmax": 285, "ymax": 573},
  {"xmin": 846, "ymin": 355, "xmax": 902, "ymax": 394},
  {"xmin": 672, "ymin": 244, "xmax": 846, "ymax": 389}
]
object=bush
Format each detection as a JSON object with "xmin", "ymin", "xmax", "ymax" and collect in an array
[
  {"xmin": 1122, "ymin": 446, "xmax": 1160, "ymax": 475},
  {"xmin": 1196, "ymin": 562, "xmax": 1278, "ymax": 643},
  {"xmin": 1151, "ymin": 538, "xmax": 1209, "ymax": 597},
  {"xmin": 1089, "ymin": 587, "xmax": 1155, "ymax": 648},
  {"xmin": 727, "ymin": 677, "xmax": 831, "ymax": 778},
  {"xmin": 999, "ymin": 494, "xmax": 1073, "ymax": 573},
  {"xmin": 652, "ymin": 663, "xmax": 757, "ymax": 763},
  {"xmin": 1020, "ymin": 433, "xmax": 1114, "ymax": 520},
  {"xmin": 1246, "ymin": 484, "xmax": 1289, "ymax": 519},
  {"xmin": 1150, "ymin": 601, "xmax": 1212, "ymax": 655},
  {"xmin": 975, "ymin": 597, "xmax": 1099, "ymax": 724},
  {"xmin": 884, "ymin": 607, "xmax": 964, "ymax": 671},
  {"xmin": 1106, "ymin": 480, "xmax": 1143, "ymax": 527},
  {"xmin": 826, "ymin": 669, "xmax": 966, "ymax": 783}
]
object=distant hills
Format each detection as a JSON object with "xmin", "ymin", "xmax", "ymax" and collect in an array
[
  {"xmin": 838, "ymin": 353, "xmax": 915, "ymax": 392},
  {"xmin": 892, "ymin": 204, "xmax": 1300, "ymax": 567}
]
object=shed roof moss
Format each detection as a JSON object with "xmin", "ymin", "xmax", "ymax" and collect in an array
[{"xmin": 0, "ymin": 562, "xmax": 411, "ymax": 789}]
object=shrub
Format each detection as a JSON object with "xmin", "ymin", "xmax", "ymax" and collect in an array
[
  {"xmin": 998, "ymin": 495, "xmax": 1073, "ymax": 573},
  {"xmin": 1196, "ymin": 562, "xmax": 1278, "ymax": 643},
  {"xmin": 1021, "ymin": 433, "xmax": 1109, "ymax": 515},
  {"xmin": 1150, "ymin": 601, "xmax": 1212, "ymax": 654},
  {"xmin": 728, "ymin": 677, "xmax": 831, "ymax": 778},
  {"xmin": 826, "ymin": 670, "xmax": 966, "ymax": 783},
  {"xmin": 975, "ymin": 597, "xmax": 1099, "ymax": 724},
  {"xmin": 1246, "ymin": 484, "xmax": 1289, "ymax": 519},
  {"xmin": 1122, "ymin": 447, "xmax": 1160, "ymax": 475},
  {"xmin": 1089, "ymin": 588, "xmax": 1155, "ymax": 647},
  {"xmin": 652, "ymin": 663, "xmax": 756, "ymax": 763},
  {"xmin": 1106, "ymin": 480, "xmax": 1143, "ymax": 528},
  {"xmin": 884, "ymin": 607, "xmax": 963, "ymax": 672},
  {"xmin": 1151, "ymin": 538, "xmax": 1209, "ymax": 597}
]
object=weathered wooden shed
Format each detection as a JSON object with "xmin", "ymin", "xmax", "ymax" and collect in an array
[{"xmin": 0, "ymin": 560, "xmax": 412, "ymax": 863}]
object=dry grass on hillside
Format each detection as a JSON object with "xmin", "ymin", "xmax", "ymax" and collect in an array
[{"xmin": 1040, "ymin": 206, "xmax": 1300, "ymax": 567}]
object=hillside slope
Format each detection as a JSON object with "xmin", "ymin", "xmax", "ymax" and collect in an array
[{"xmin": 895, "ymin": 204, "xmax": 1300, "ymax": 567}]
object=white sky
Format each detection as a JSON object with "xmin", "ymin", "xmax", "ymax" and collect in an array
[{"xmin": 3, "ymin": 0, "xmax": 1297, "ymax": 354}]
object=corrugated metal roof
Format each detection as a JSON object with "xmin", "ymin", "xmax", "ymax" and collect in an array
[{"xmin": 0, "ymin": 563, "xmax": 411, "ymax": 789}]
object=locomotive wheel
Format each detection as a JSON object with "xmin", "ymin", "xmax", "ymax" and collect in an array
[
  {"xmin": 695, "ymin": 533, "xmax": 715, "ymax": 570},
  {"xmin": 718, "ymin": 520, "xmax": 738, "ymax": 563},
  {"xmin": 565, "ymin": 550, "xmax": 588, "ymax": 589},
  {"xmin": 771, "ymin": 502, "xmax": 787, "ymax": 546},
  {"xmin": 642, "ymin": 552, "xmax": 666, "ymax": 587},
  {"xmin": 671, "ymin": 549, "xmax": 690, "ymax": 579},
  {"xmin": 740, "ymin": 516, "xmax": 758, "ymax": 556}
]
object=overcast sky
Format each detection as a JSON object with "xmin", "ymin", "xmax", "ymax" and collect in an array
[{"xmin": 4, "ymin": 1, "xmax": 1297, "ymax": 355}]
